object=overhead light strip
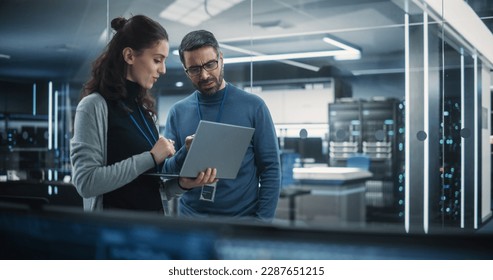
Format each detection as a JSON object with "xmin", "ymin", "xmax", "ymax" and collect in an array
[
  {"xmin": 222, "ymin": 36, "xmax": 360, "ymax": 64},
  {"xmin": 220, "ymin": 43, "xmax": 320, "ymax": 72},
  {"xmin": 223, "ymin": 50, "xmax": 350, "ymax": 64}
]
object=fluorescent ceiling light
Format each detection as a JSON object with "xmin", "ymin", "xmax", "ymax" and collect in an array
[
  {"xmin": 222, "ymin": 36, "xmax": 361, "ymax": 64},
  {"xmin": 159, "ymin": 0, "xmax": 245, "ymax": 27},
  {"xmin": 333, "ymin": 52, "xmax": 361, "ymax": 61},
  {"xmin": 322, "ymin": 37, "xmax": 354, "ymax": 51},
  {"xmin": 323, "ymin": 36, "xmax": 361, "ymax": 60},
  {"xmin": 220, "ymin": 43, "xmax": 320, "ymax": 72},
  {"xmin": 223, "ymin": 50, "xmax": 351, "ymax": 64}
]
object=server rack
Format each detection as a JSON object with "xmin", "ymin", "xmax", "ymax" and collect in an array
[
  {"xmin": 328, "ymin": 98, "xmax": 404, "ymax": 222},
  {"xmin": 438, "ymin": 97, "xmax": 462, "ymax": 226}
]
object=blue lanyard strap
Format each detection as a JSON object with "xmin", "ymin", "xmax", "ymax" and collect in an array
[
  {"xmin": 138, "ymin": 105, "xmax": 158, "ymax": 142},
  {"xmin": 129, "ymin": 105, "xmax": 158, "ymax": 148},
  {"xmin": 129, "ymin": 105, "xmax": 159, "ymax": 172},
  {"xmin": 196, "ymin": 83, "xmax": 228, "ymax": 122}
]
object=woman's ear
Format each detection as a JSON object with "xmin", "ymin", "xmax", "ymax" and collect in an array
[{"xmin": 122, "ymin": 47, "xmax": 134, "ymax": 65}]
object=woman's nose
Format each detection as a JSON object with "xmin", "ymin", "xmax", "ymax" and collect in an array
[{"xmin": 159, "ymin": 62, "xmax": 166, "ymax": 75}]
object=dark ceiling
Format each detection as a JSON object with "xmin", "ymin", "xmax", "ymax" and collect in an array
[{"xmin": 0, "ymin": 0, "xmax": 492, "ymax": 91}]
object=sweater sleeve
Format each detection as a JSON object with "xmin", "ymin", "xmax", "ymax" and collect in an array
[
  {"xmin": 159, "ymin": 178, "xmax": 188, "ymax": 200},
  {"xmin": 254, "ymin": 101, "xmax": 282, "ymax": 221},
  {"xmin": 70, "ymin": 94, "xmax": 155, "ymax": 199},
  {"xmin": 163, "ymin": 106, "xmax": 188, "ymax": 173}
]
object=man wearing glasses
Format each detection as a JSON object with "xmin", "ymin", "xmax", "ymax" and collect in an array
[{"xmin": 163, "ymin": 30, "xmax": 281, "ymax": 222}]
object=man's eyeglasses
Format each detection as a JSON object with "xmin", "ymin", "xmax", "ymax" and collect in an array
[{"xmin": 185, "ymin": 59, "xmax": 219, "ymax": 77}]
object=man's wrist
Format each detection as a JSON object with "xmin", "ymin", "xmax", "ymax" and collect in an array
[{"xmin": 177, "ymin": 179, "xmax": 189, "ymax": 191}]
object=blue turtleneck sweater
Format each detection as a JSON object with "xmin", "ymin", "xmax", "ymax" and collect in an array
[{"xmin": 163, "ymin": 83, "xmax": 281, "ymax": 221}]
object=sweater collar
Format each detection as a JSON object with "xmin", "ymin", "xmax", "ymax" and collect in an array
[
  {"xmin": 125, "ymin": 79, "xmax": 141, "ymax": 101},
  {"xmin": 196, "ymin": 83, "xmax": 228, "ymax": 103}
]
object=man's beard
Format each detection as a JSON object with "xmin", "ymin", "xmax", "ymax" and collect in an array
[{"xmin": 193, "ymin": 66, "xmax": 224, "ymax": 96}]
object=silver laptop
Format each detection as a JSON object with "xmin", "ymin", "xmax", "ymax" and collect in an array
[{"xmin": 147, "ymin": 120, "xmax": 254, "ymax": 179}]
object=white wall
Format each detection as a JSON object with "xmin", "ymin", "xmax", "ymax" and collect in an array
[
  {"xmin": 252, "ymin": 82, "xmax": 334, "ymax": 125},
  {"xmin": 250, "ymin": 81, "xmax": 335, "ymax": 139}
]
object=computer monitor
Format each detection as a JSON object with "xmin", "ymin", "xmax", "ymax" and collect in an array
[{"xmin": 282, "ymin": 137, "xmax": 325, "ymax": 163}]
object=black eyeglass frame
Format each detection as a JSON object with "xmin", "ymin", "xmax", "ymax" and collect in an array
[{"xmin": 184, "ymin": 57, "xmax": 220, "ymax": 77}]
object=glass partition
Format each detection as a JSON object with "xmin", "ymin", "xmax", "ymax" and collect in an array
[
  {"xmin": 435, "ymin": 0, "xmax": 491, "ymax": 230},
  {"xmin": 406, "ymin": 0, "xmax": 492, "ymax": 232},
  {"xmin": 244, "ymin": 0, "xmax": 412, "ymax": 230}
]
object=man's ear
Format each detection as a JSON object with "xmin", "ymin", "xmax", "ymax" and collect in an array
[{"xmin": 122, "ymin": 47, "xmax": 134, "ymax": 64}]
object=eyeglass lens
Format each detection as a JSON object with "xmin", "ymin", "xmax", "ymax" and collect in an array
[{"xmin": 187, "ymin": 60, "xmax": 218, "ymax": 76}]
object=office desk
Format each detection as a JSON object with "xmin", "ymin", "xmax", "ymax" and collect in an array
[
  {"xmin": 0, "ymin": 180, "xmax": 82, "ymax": 208},
  {"xmin": 277, "ymin": 167, "xmax": 372, "ymax": 226}
]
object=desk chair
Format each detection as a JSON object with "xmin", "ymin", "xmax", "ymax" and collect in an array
[{"xmin": 346, "ymin": 153, "xmax": 370, "ymax": 170}]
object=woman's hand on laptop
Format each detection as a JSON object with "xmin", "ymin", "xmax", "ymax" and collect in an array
[
  {"xmin": 150, "ymin": 136, "xmax": 175, "ymax": 164},
  {"xmin": 178, "ymin": 168, "xmax": 218, "ymax": 190}
]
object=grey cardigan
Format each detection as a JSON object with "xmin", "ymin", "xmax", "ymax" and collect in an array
[{"xmin": 70, "ymin": 93, "xmax": 185, "ymax": 211}]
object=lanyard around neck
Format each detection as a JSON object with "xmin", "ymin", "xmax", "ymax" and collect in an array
[
  {"xmin": 196, "ymin": 83, "xmax": 228, "ymax": 122},
  {"xmin": 129, "ymin": 105, "xmax": 158, "ymax": 149}
]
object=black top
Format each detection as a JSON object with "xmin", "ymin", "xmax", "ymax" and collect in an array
[{"xmin": 103, "ymin": 80, "xmax": 162, "ymax": 212}]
